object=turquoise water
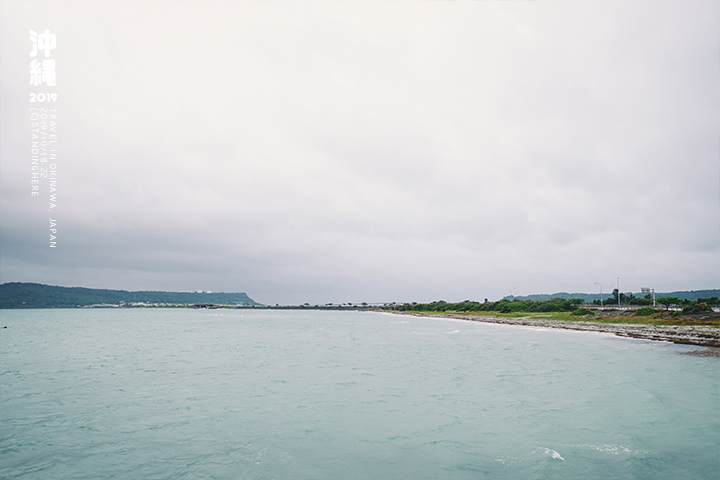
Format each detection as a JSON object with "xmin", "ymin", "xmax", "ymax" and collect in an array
[{"xmin": 1, "ymin": 308, "xmax": 718, "ymax": 479}]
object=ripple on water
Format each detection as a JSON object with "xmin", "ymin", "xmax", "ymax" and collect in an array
[{"xmin": 1, "ymin": 308, "xmax": 718, "ymax": 480}]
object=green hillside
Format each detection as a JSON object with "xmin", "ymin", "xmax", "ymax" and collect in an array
[
  {"xmin": 506, "ymin": 290, "xmax": 720, "ymax": 303},
  {"xmin": 0, "ymin": 283, "xmax": 261, "ymax": 308}
]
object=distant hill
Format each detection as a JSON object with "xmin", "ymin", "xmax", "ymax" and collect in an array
[
  {"xmin": 0, "ymin": 283, "xmax": 261, "ymax": 308},
  {"xmin": 505, "ymin": 290, "xmax": 720, "ymax": 302}
]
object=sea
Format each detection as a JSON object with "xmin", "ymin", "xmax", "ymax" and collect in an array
[{"xmin": 1, "ymin": 308, "xmax": 718, "ymax": 480}]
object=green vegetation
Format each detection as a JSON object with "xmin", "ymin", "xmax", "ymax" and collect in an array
[
  {"xmin": 0, "ymin": 283, "xmax": 260, "ymax": 308},
  {"xmin": 511, "ymin": 289, "xmax": 720, "ymax": 303},
  {"xmin": 656, "ymin": 296, "xmax": 718, "ymax": 313},
  {"xmin": 387, "ymin": 296, "xmax": 718, "ymax": 315},
  {"xmin": 386, "ymin": 296, "xmax": 719, "ymax": 327},
  {"xmin": 682, "ymin": 301, "xmax": 714, "ymax": 314},
  {"xmin": 402, "ymin": 308, "xmax": 720, "ymax": 327},
  {"xmin": 386, "ymin": 297, "xmax": 586, "ymax": 314},
  {"xmin": 593, "ymin": 290, "xmax": 654, "ymax": 306}
]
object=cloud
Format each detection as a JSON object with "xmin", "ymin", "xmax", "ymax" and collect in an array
[{"xmin": 1, "ymin": 1, "xmax": 718, "ymax": 304}]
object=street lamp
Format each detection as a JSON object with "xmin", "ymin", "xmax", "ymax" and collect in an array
[
  {"xmin": 617, "ymin": 277, "xmax": 620, "ymax": 307},
  {"xmin": 595, "ymin": 282, "xmax": 603, "ymax": 308}
]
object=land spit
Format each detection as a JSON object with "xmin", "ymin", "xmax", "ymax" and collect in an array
[{"xmin": 390, "ymin": 311, "xmax": 720, "ymax": 350}]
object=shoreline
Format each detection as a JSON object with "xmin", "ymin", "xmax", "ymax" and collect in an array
[{"xmin": 389, "ymin": 310, "xmax": 720, "ymax": 351}]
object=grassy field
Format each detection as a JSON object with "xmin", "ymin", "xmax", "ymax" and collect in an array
[{"xmin": 407, "ymin": 310, "xmax": 720, "ymax": 327}]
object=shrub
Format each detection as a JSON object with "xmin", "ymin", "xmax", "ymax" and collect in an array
[
  {"xmin": 682, "ymin": 302, "xmax": 713, "ymax": 314},
  {"xmin": 570, "ymin": 308, "xmax": 593, "ymax": 316},
  {"xmin": 634, "ymin": 307, "xmax": 655, "ymax": 316}
]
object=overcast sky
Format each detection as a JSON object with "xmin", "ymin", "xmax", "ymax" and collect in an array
[{"xmin": 1, "ymin": 1, "xmax": 718, "ymax": 305}]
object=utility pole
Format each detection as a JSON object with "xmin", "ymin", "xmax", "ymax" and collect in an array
[
  {"xmin": 595, "ymin": 282, "xmax": 603, "ymax": 308},
  {"xmin": 617, "ymin": 277, "xmax": 620, "ymax": 307}
]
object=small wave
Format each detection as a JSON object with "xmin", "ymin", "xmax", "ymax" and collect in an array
[
  {"xmin": 563, "ymin": 443, "xmax": 648, "ymax": 457},
  {"xmin": 540, "ymin": 447, "xmax": 565, "ymax": 461},
  {"xmin": 494, "ymin": 447, "xmax": 566, "ymax": 467}
]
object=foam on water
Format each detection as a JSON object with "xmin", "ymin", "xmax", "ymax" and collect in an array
[
  {"xmin": 1, "ymin": 308, "xmax": 718, "ymax": 480},
  {"xmin": 541, "ymin": 448, "xmax": 565, "ymax": 461}
]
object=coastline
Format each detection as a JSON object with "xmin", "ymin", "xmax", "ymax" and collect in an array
[{"xmin": 389, "ymin": 310, "xmax": 720, "ymax": 352}]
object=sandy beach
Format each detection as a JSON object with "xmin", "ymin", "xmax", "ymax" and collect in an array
[{"xmin": 390, "ymin": 311, "xmax": 720, "ymax": 351}]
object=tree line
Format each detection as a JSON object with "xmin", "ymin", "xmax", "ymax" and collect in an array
[
  {"xmin": 386, "ymin": 295, "xmax": 719, "ymax": 314},
  {"xmin": 385, "ymin": 297, "xmax": 586, "ymax": 314},
  {"xmin": 593, "ymin": 289, "xmax": 718, "ymax": 313}
]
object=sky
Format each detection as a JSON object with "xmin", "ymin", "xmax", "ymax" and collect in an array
[{"xmin": 1, "ymin": 1, "xmax": 718, "ymax": 305}]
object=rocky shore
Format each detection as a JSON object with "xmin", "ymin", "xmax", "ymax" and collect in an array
[{"xmin": 391, "ymin": 311, "xmax": 720, "ymax": 351}]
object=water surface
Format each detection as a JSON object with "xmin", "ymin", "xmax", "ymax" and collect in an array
[{"xmin": 1, "ymin": 308, "xmax": 718, "ymax": 479}]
